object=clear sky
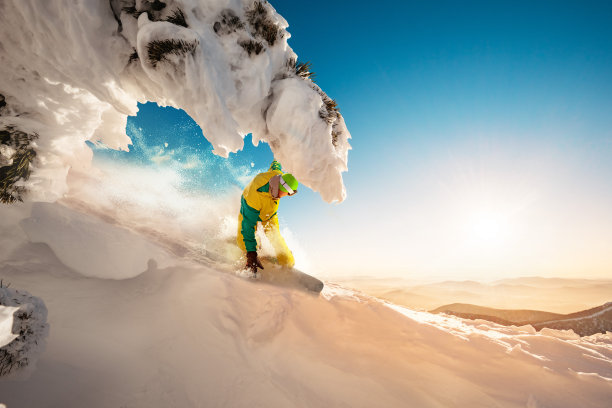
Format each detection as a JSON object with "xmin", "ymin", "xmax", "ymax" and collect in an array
[{"xmin": 96, "ymin": 1, "xmax": 612, "ymax": 281}]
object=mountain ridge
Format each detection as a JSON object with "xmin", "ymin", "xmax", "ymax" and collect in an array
[{"xmin": 431, "ymin": 302, "xmax": 612, "ymax": 336}]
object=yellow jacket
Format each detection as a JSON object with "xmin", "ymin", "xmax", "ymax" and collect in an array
[{"xmin": 236, "ymin": 162, "xmax": 295, "ymax": 267}]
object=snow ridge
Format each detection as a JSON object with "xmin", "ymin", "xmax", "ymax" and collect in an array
[{"xmin": 537, "ymin": 303, "xmax": 612, "ymax": 325}]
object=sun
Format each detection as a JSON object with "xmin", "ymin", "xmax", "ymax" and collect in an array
[{"xmin": 466, "ymin": 210, "xmax": 510, "ymax": 245}]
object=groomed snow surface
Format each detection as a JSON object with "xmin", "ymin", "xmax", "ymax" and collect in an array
[{"xmin": 1, "ymin": 202, "xmax": 611, "ymax": 408}]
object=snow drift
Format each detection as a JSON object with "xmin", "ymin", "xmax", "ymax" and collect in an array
[
  {"xmin": 0, "ymin": 0, "xmax": 350, "ymax": 204},
  {"xmin": 20, "ymin": 202, "xmax": 174, "ymax": 279}
]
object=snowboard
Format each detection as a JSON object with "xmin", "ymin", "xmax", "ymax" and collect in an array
[
  {"xmin": 148, "ymin": 235, "xmax": 324, "ymax": 293},
  {"xmin": 250, "ymin": 258, "xmax": 324, "ymax": 293}
]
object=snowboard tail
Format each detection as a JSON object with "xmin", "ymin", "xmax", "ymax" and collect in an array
[
  {"xmin": 256, "ymin": 259, "xmax": 324, "ymax": 293},
  {"xmin": 291, "ymin": 269, "xmax": 324, "ymax": 293}
]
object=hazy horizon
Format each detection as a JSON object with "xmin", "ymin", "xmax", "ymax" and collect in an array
[{"xmin": 334, "ymin": 275, "xmax": 612, "ymax": 314}]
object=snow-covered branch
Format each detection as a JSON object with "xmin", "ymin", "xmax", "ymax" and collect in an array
[{"xmin": 0, "ymin": 285, "xmax": 49, "ymax": 377}]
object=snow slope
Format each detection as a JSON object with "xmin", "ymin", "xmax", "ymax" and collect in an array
[{"xmin": 0, "ymin": 203, "xmax": 611, "ymax": 407}]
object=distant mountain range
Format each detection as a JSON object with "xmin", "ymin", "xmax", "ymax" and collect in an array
[
  {"xmin": 337, "ymin": 276, "xmax": 612, "ymax": 315},
  {"xmin": 431, "ymin": 302, "xmax": 612, "ymax": 336}
]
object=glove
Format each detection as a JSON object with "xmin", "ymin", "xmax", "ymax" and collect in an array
[{"xmin": 246, "ymin": 251, "xmax": 264, "ymax": 274}]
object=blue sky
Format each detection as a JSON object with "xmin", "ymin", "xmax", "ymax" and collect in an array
[
  {"xmin": 94, "ymin": 1, "xmax": 612, "ymax": 280},
  {"xmin": 89, "ymin": 103, "xmax": 274, "ymax": 193},
  {"xmin": 277, "ymin": 0, "xmax": 612, "ymax": 279}
]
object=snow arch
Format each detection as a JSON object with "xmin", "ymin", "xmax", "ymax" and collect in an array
[{"xmin": 0, "ymin": 0, "xmax": 350, "ymax": 203}]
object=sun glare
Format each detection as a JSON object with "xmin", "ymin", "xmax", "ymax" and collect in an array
[{"xmin": 466, "ymin": 211, "xmax": 510, "ymax": 245}]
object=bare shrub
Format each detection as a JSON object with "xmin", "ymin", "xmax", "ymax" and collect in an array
[
  {"xmin": 214, "ymin": 9, "xmax": 245, "ymax": 35},
  {"xmin": 166, "ymin": 9, "xmax": 188, "ymax": 27},
  {"xmin": 239, "ymin": 39, "xmax": 264, "ymax": 56},
  {"xmin": 147, "ymin": 39, "xmax": 198, "ymax": 67},
  {"xmin": 245, "ymin": 1, "xmax": 282, "ymax": 46}
]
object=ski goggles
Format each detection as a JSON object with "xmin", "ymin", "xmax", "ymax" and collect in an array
[{"xmin": 279, "ymin": 177, "xmax": 297, "ymax": 195}]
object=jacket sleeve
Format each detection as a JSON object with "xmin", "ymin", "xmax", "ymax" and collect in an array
[
  {"xmin": 262, "ymin": 214, "xmax": 295, "ymax": 268},
  {"xmin": 240, "ymin": 196, "xmax": 260, "ymax": 252}
]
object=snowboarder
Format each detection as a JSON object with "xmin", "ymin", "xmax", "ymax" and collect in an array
[{"xmin": 237, "ymin": 160, "xmax": 299, "ymax": 274}]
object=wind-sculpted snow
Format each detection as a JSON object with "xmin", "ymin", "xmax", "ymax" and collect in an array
[
  {"xmin": 20, "ymin": 202, "xmax": 174, "ymax": 279},
  {"xmin": 0, "ymin": 0, "xmax": 350, "ymax": 203}
]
